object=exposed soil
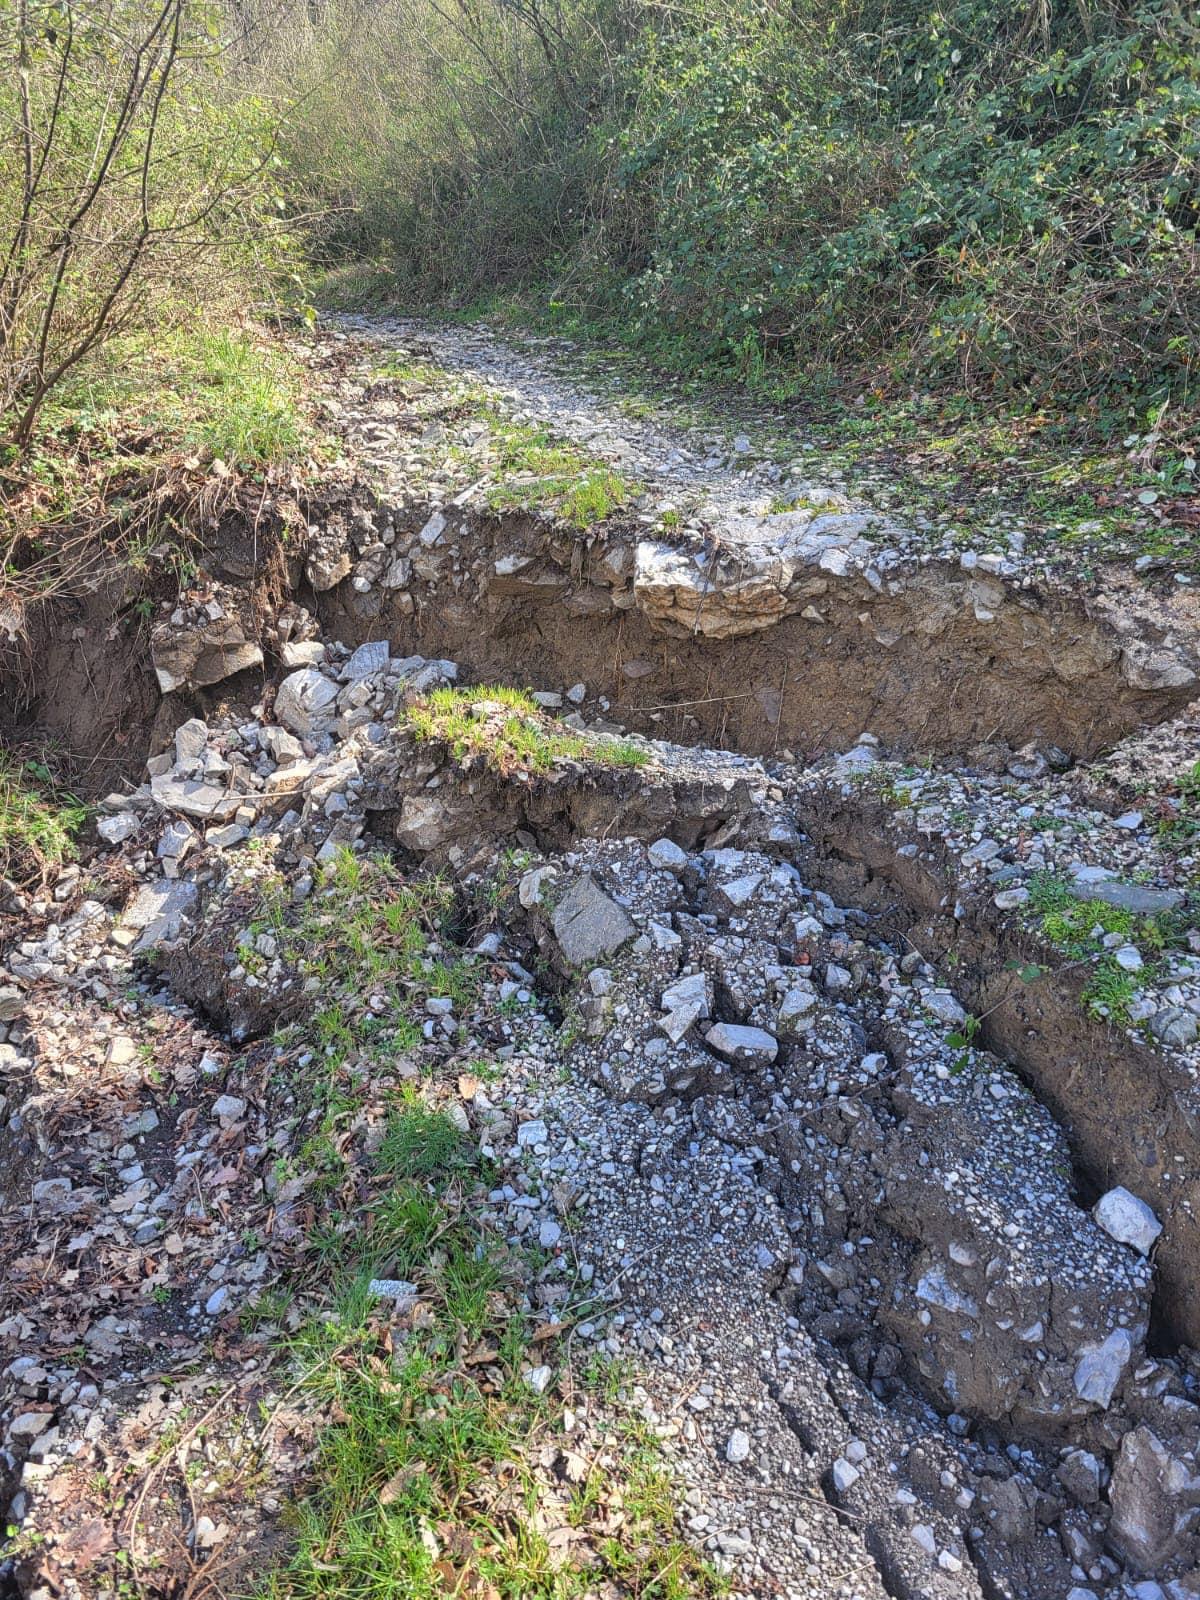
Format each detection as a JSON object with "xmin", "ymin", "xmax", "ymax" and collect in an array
[{"xmin": 313, "ymin": 508, "xmax": 1200, "ymax": 762}]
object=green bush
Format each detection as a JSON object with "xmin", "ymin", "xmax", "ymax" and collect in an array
[{"xmin": 274, "ymin": 0, "xmax": 1200, "ymax": 423}]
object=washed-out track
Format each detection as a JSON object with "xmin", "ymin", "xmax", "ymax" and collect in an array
[{"xmin": 3, "ymin": 318, "xmax": 1200, "ymax": 1599}]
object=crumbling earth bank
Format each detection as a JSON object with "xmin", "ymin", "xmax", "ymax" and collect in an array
[{"xmin": 3, "ymin": 319, "xmax": 1200, "ymax": 1600}]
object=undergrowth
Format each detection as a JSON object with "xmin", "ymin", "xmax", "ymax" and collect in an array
[
  {"xmin": 34, "ymin": 326, "xmax": 314, "ymax": 478},
  {"xmin": 405, "ymin": 687, "xmax": 650, "ymax": 775},
  {"xmin": 278, "ymin": 0, "xmax": 1200, "ymax": 453}
]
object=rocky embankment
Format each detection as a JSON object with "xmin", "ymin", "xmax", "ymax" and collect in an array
[{"xmin": 3, "ymin": 320, "xmax": 1200, "ymax": 1600}]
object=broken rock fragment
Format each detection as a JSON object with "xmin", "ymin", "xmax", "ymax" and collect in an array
[
  {"xmin": 1093, "ymin": 1187, "xmax": 1162, "ymax": 1256},
  {"xmin": 550, "ymin": 875, "xmax": 636, "ymax": 967},
  {"xmin": 704, "ymin": 1021, "xmax": 778, "ymax": 1068},
  {"xmin": 273, "ymin": 666, "xmax": 339, "ymax": 738},
  {"xmin": 1109, "ymin": 1425, "xmax": 1200, "ymax": 1570}
]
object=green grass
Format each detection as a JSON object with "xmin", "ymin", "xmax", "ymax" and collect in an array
[
  {"xmin": 258, "ymin": 1085, "xmax": 725, "ymax": 1600},
  {"xmin": 467, "ymin": 406, "xmax": 638, "ymax": 530},
  {"xmin": 405, "ymin": 686, "xmax": 650, "ymax": 775},
  {"xmin": 0, "ymin": 754, "xmax": 86, "ymax": 884},
  {"xmin": 33, "ymin": 324, "xmax": 315, "ymax": 478},
  {"xmin": 1154, "ymin": 760, "xmax": 1200, "ymax": 852},
  {"xmin": 181, "ymin": 330, "xmax": 311, "ymax": 466},
  {"xmin": 1024, "ymin": 870, "xmax": 1184, "ymax": 1026},
  {"xmin": 241, "ymin": 848, "xmax": 479, "ymax": 1141},
  {"xmin": 377, "ymin": 1086, "xmax": 472, "ymax": 1179}
]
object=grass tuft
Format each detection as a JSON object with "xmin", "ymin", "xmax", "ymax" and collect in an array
[
  {"xmin": 405, "ymin": 686, "xmax": 650, "ymax": 775},
  {"xmin": 469, "ymin": 406, "xmax": 638, "ymax": 530},
  {"xmin": 1024, "ymin": 869, "xmax": 1185, "ymax": 1026},
  {"xmin": 0, "ymin": 755, "xmax": 86, "ymax": 885}
]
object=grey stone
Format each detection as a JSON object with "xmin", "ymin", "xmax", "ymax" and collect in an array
[
  {"xmin": 551, "ymin": 875, "xmax": 636, "ymax": 967},
  {"xmin": 120, "ymin": 879, "xmax": 198, "ymax": 951},
  {"xmin": 725, "ymin": 1429, "xmax": 751, "ymax": 1464},
  {"xmin": 1069, "ymin": 878, "xmax": 1183, "ymax": 915},
  {"xmin": 368, "ymin": 1278, "xmax": 418, "ymax": 1301},
  {"xmin": 1056, "ymin": 1449, "xmax": 1102, "ymax": 1506},
  {"xmin": 777, "ymin": 985, "xmax": 817, "ymax": 1036},
  {"xmin": 212, "ymin": 1094, "xmax": 246, "ymax": 1121},
  {"xmin": 704, "ymin": 1022, "xmax": 777, "ymax": 1068},
  {"xmin": 660, "ymin": 972, "xmax": 709, "ymax": 1016},
  {"xmin": 157, "ymin": 820, "xmax": 193, "ymax": 860},
  {"xmin": 1093, "ymin": 1187, "xmax": 1162, "ymax": 1255},
  {"xmin": 174, "ymin": 719, "xmax": 209, "ymax": 767},
  {"xmin": 1151, "ymin": 1006, "xmax": 1199, "ymax": 1048},
  {"xmin": 150, "ymin": 775, "xmax": 243, "ymax": 821},
  {"xmin": 1110, "ymin": 1426, "xmax": 1200, "ymax": 1570},
  {"xmin": 993, "ymin": 886, "xmax": 1029, "ymax": 910},
  {"xmin": 1073, "ymin": 1326, "xmax": 1134, "ymax": 1408},
  {"xmin": 395, "ymin": 795, "xmax": 452, "ymax": 852},
  {"xmin": 923, "ymin": 988, "xmax": 967, "ymax": 1027},
  {"xmin": 263, "ymin": 726, "xmax": 305, "ymax": 766},
  {"xmin": 97, "ymin": 812, "xmax": 138, "ymax": 845},
  {"xmin": 418, "ymin": 510, "xmax": 447, "ymax": 546},
  {"xmin": 280, "ymin": 639, "xmax": 326, "ymax": 669},
  {"xmin": 345, "ymin": 640, "xmax": 390, "ymax": 680},
  {"xmin": 711, "ymin": 872, "xmax": 764, "ymax": 913},
  {"xmin": 647, "ymin": 837, "xmax": 689, "ymax": 872},
  {"xmin": 152, "ymin": 623, "xmax": 262, "ymax": 693},
  {"xmin": 274, "ymin": 668, "xmax": 339, "ymax": 738},
  {"xmin": 518, "ymin": 866, "xmax": 558, "ymax": 909},
  {"xmin": 207, "ymin": 823, "xmax": 249, "ymax": 849}
]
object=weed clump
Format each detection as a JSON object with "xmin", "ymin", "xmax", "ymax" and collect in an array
[
  {"xmin": 0, "ymin": 756, "xmax": 86, "ymax": 885},
  {"xmin": 1024, "ymin": 869, "xmax": 1185, "ymax": 1027}
]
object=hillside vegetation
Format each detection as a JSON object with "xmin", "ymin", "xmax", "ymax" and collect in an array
[
  {"xmin": 275, "ymin": 0, "xmax": 1199, "ymax": 428},
  {"xmin": 1, "ymin": 0, "xmax": 1196, "ymax": 482}
]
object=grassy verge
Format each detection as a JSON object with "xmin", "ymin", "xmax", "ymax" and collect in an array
[
  {"xmin": 248, "ymin": 850, "xmax": 722, "ymax": 1598},
  {"xmin": 0, "ymin": 754, "xmax": 86, "ymax": 885},
  {"xmin": 405, "ymin": 687, "xmax": 650, "ymax": 775},
  {"xmin": 3, "ymin": 323, "xmax": 320, "ymax": 588},
  {"xmin": 29, "ymin": 326, "xmax": 315, "ymax": 488}
]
